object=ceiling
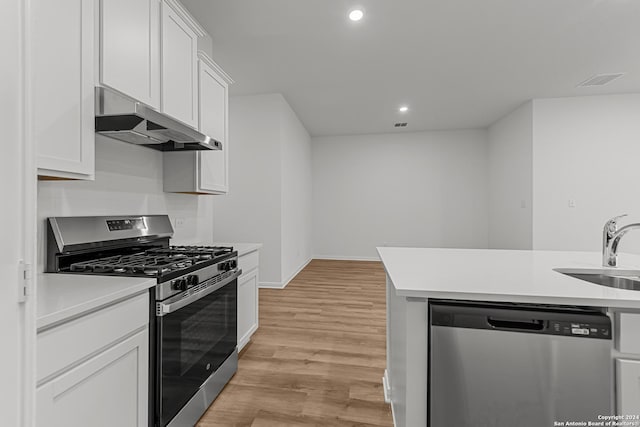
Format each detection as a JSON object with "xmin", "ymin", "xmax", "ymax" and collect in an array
[{"xmin": 182, "ymin": 0, "xmax": 640, "ymax": 137}]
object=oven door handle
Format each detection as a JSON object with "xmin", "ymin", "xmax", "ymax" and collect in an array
[{"xmin": 156, "ymin": 269, "xmax": 242, "ymax": 316}]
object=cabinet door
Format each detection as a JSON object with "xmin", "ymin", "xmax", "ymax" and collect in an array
[
  {"xmin": 31, "ymin": 0, "xmax": 94, "ymax": 179},
  {"xmin": 238, "ymin": 271, "xmax": 258, "ymax": 351},
  {"xmin": 161, "ymin": 2, "xmax": 198, "ymax": 128},
  {"xmin": 198, "ymin": 59, "xmax": 229, "ymax": 193},
  {"xmin": 100, "ymin": 0, "xmax": 160, "ymax": 109},
  {"xmin": 617, "ymin": 358, "xmax": 640, "ymax": 415},
  {"xmin": 36, "ymin": 328, "xmax": 149, "ymax": 427}
]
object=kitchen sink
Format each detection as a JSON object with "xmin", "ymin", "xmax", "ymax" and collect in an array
[{"xmin": 554, "ymin": 267, "xmax": 640, "ymax": 291}]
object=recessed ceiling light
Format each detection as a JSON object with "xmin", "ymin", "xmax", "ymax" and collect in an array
[
  {"xmin": 399, "ymin": 106, "xmax": 409, "ymax": 113},
  {"xmin": 349, "ymin": 9, "xmax": 364, "ymax": 21}
]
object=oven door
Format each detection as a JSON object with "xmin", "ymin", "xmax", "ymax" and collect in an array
[{"xmin": 155, "ymin": 270, "xmax": 239, "ymax": 427}]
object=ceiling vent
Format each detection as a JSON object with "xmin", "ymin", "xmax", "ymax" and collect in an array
[
  {"xmin": 394, "ymin": 122, "xmax": 408, "ymax": 128},
  {"xmin": 578, "ymin": 73, "xmax": 625, "ymax": 87}
]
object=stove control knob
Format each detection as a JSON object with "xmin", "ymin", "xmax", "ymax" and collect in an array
[
  {"xmin": 172, "ymin": 279, "xmax": 187, "ymax": 291},
  {"xmin": 187, "ymin": 275, "xmax": 198, "ymax": 288},
  {"xmin": 221, "ymin": 260, "xmax": 236, "ymax": 271}
]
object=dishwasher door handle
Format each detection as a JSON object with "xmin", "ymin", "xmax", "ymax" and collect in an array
[{"xmin": 487, "ymin": 317, "xmax": 545, "ymax": 331}]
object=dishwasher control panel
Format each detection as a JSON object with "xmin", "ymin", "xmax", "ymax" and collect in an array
[
  {"xmin": 550, "ymin": 321, "xmax": 611, "ymax": 338},
  {"xmin": 430, "ymin": 300, "xmax": 612, "ymax": 340}
]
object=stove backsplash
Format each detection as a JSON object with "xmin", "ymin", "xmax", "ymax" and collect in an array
[{"xmin": 37, "ymin": 137, "xmax": 214, "ymax": 272}]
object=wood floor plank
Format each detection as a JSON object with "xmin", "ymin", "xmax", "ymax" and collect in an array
[{"xmin": 196, "ymin": 259, "xmax": 392, "ymax": 427}]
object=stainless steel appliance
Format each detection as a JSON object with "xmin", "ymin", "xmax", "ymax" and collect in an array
[
  {"xmin": 95, "ymin": 87, "xmax": 222, "ymax": 152},
  {"xmin": 47, "ymin": 215, "xmax": 241, "ymax": 427},
  {"xmin": 429, "ymin": 300, "xmax": 612, "ymax": 427}
]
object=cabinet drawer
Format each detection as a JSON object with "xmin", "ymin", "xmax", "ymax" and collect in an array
[
  {"xmin": 239, "ymin": 250, "xmax": 258, "ymax": 275},
  {"xmin": 616, "ymin": 312, "xmax": 640, "ymax": 354},
  {"xmin": 37, "ymin": 292, "xmax": 148, "ymax": 383}
]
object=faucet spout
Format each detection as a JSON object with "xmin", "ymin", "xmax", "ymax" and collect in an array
[{"xmin": 603, "ymin": 215, "xmax": 640, "ymax": 267}]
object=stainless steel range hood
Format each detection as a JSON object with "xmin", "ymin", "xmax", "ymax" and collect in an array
[{"xmin": 95, "ymin": 87, "xmax": 221, "ymax": 151}]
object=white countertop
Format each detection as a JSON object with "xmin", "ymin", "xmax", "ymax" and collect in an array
[
  {"xmin": 377, "ymin": 247, "xmax": 640, "ymax": 308},
  {"xmin": 213, "ymin": 242, "xmax": 262, "ymax": 257},
  {"xmin": 37, "ymin": 244, "xmax": 261, "ymax": 330},
  {"xmin": 37, "ymin": 273, "xmax": 156, "ymax": 330}
]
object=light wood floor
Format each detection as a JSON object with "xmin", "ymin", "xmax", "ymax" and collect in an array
[{"xmin": 197, "ymin": 259, "xmax": 393, "ymax": 427}]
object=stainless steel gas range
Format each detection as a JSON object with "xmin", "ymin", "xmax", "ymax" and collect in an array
[{"xmin": 46, "ymin": 215, "xmax": 240, "ymax": 427}]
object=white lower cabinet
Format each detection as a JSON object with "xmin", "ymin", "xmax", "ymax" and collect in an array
[
  {"xmin": 617, "ymin": 358, "xmax": 640, "ymax": 415},
  {"xmin": 237, "ymin": 249, "xmax": 259, "ymax": 351},
  {"xmin": 36, "ymin": 292, "xmax": 149, "ymax": 427},
  {"xmin": 36, "ymin": 329, "xmax": 148, "ymax": 427},
  {"xmin": 613, "ymin": 311, "xmax": 640, "ymax": 416},
  {"xmin": 238, "ymin": 271, "xmax": 258, "ymax": 350}
]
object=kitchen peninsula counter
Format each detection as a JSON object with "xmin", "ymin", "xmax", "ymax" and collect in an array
[
  {"xmin": 378, "ymin": 247, "xmax": 640, "ymax": 427},
  {"xmin": 378, "ymin": 248, "xmax": 640, "ymax": 308}
]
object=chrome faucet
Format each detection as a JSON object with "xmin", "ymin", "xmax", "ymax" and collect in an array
[{"xmin": 602, "ymin": 214, "xmax": 640, "ymax": 267}]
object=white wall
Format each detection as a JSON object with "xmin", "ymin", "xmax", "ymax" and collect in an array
[
  {"xmin": 488, "ymin": 101, "xmax": 533, "ymax": 249},
  {"xmin": 280, "ymin": 99, "xmax": 312, "ymax": 283},
  {"xmin": 312, "ymin": 130, "xmax": 489, "ymax": 260},
  {"xmin": 1, "ymin": 0, "xmax": 29, "ymax": 424},
  {"xmin": 37, "ymin": 137, "xmax": 215, "ymax": 271},
  {"xmin": 212, "ymin": 94, "xmax": 283, "ymax": 283},
  {"xmin": 213, "ymin": 93, "xmax": 312, "ymax": 286},
  {"xmin": 532, "ymin": 94, "xmax": 640, "ymax": 256}
]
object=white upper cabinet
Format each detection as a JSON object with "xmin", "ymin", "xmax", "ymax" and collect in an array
[
  {"xmin": 199, "ymin": 54, "xmax": 227, "ymax": 145},
  {"xmin": 31, "ymin": 0, "xmax": 95, "ymax": 180},
  {"xmin": 99, "ymin": 0, "xmax": 161, "ymax": 109},
  {"xmin": 198, "ymin": 53, "xmax": 230, "ymax": 193},
  {"xmin": 163, "ymin": 52, "xmax": 232, "ymax": 195},
  {"xmin": 160, "ymin": 0, "xmax": 204, "ymax": 128}
]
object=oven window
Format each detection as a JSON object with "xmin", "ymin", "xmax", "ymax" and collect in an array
[
  {"xmin": 179, "ymin": 296, "xmax": 228, "ymax": 375},
  {"xmin": 157, "ymin": 280, "xmax": 237, "ymax": 427}
]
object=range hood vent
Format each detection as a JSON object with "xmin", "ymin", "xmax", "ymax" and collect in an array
[{"xmin": 95, "ymin": 87, "xmax": 221, "ymax": 151}]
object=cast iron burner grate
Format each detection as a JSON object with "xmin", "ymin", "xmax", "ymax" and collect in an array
[{"xmin": 69, "ymin": 253, "xmax": 199, "ymax": 276}]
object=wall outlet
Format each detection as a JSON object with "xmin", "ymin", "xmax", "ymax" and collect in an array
[
  {"xmin": 520, "ymin": 200, "xmax": 527, "ymax": 209},
  {"xmin": 175, "ymin": 217, "xmax": 186, "ymax": 229},
  {"xmin": 568, "ymin": 199, "xmax": 576, "ymax": 208}
]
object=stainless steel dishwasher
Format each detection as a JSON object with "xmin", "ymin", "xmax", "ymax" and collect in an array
[{"xmin": 429, "ymin": 301, "xmax": 613, "ymax": 427}]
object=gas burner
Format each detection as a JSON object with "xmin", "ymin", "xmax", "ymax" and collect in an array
[
  {"xmin": 144, "ymin": 266, "xmax": 170, "ymax": 276},
  {"xmin": 65, "ymin": 245, "xmax": 234, "ymax": 279},
  {"xmin": 142, "ymin": 246, "xmax": 233, "ymax": 266},
  {"xmin": 68, "ymin": 252, "xmax": 204, "ymax": 278}
]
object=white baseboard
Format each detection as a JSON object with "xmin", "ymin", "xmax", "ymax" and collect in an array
[
  {"xmin": 391, "ymin": 399, "xmax": 397, "ymax": 427},
  {"xmin": 258, "ymin": 257, "xmax": 312, "ymax": 289},
  {"xmin": 237, "ymin": 323, "xmax": 258, "ymax": 351},
  {"xmin": 282, "ymin": 257, "xmax": 312, "ymax": 287},
  {"xmin": 383, "ymin": 369, "xmax": 396, "ymax": 426},
  {"xmin": 312, "ymin": 254, "xmax": 380, "ymax": 261},
  {"xmin": 382, "ymin": 369, "xmax": 391, "ymax": 403},
  {"xmin": 258, "ymin": 281, "xmax": 287, "ymax": 289}
]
